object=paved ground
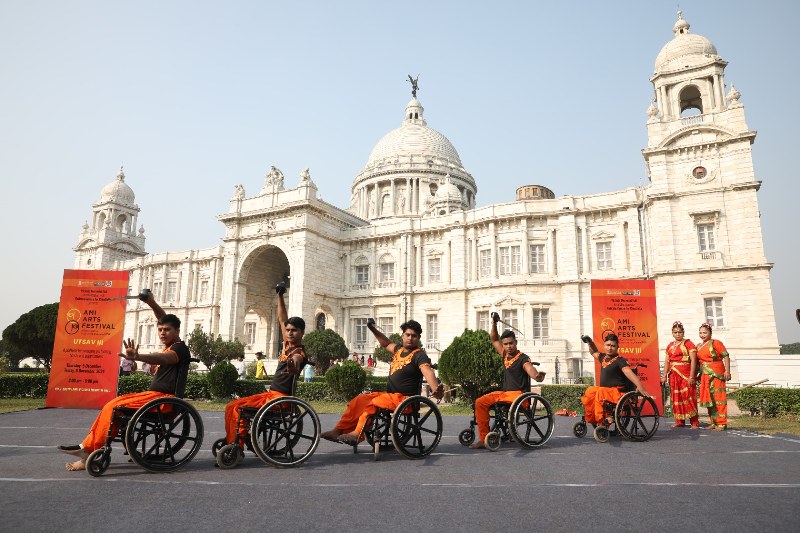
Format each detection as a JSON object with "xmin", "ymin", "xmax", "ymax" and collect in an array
[{"xmin": 1, "ymin": 407, "xmax": 799, "ymax": 532}]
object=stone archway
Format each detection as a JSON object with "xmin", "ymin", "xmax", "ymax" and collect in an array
[{"xmin": 238, "ymin": 245, "xmax": 291, "ymax": 358}]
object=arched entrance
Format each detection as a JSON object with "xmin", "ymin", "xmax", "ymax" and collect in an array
[{"xmin": 238, "ymin": 245, "xmax": 291, "ymax": 358}]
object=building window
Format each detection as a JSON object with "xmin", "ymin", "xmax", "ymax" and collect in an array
[
  {"xmin": 428, "ymin": 257, "xmax": 441, "ymax": 283},
  {"xmin": 167, "ymin": 281, "xmax": 177, "ymax": 301},
  {"xmin": 532, "ymin": 309, "xmax": 549, "ymax": 339},
  {"xmin": 199, "ymin": 280, "xmax": 209, "ymax": 302},
  {"xmin": 245, "ymin": 322, "xmax": 256, "ymax": 346},
  {"xmin": 697, "ymin": 223, "xmax": 715, "ymax": 252},
  {"xmin": 499, "ymin": 245, "xmax": 520, "ymax": 275},
  {"xmin": 355, "ymin": 265, "xmax": 369, "ymax": 286},
  {"xmin": 501, "ymin": 309, "xmax": 519, "ymax": 332},
  {"xmin": 153, "ymin": 282, "xmax": 162, "ymax": 299},
  {"xmin": 378, "ymin": 317, "xmax": 394, "ymax": 335},
  {"xmin": 380, "ymin": 262, "xmax": 395, "ymax": 283},
  {"xmin": 477, "ymin": 311, "xmax": 491, "ymax": 333},
  {"xmin": 353, "ymin": 318, "xmax": 368, "ymax": 345},
  {"xmin": 529, "ymin": 244, "xmax": 546, "ymax": 273},
  {"xmin": 704, "ymin": 297, "xmax": 725, "ymax": 328},
  {"xmin": 597, "ymin": 241, "xmax": 613, "ymax": 270},
  {"xmin": 479, "ymin": 249, "xmax": 492, "ymax": 278},
  {"xmin": 426, "ymin": 314, "xmax": 438, "ymax": 348},
  {"xmin": 138, "ymin": 325, "xmax": 145, "ymax": 345},
  {"xmin": 146, "ymin": 324, "xmax": 154, "ymax": 345}
]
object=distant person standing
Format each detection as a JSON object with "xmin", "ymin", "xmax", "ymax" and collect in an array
[
  {"xmin": 661, "ymin": 321, "xmax": 699, "ymax": 428},
  {"xmin": 235, "ymin": 355, "xmax": 247, "ymax": 381},
  {"xmin": 255, "ymin": 352, "xmax": 266, "ymax": 379},
  {"xmin": 367, "ymin": 354, "xmax": 373, "ymax": 368},
  {"xmin": 304, "ymin": 363, "xmax": 314, "ymax": 382},
  {"xmin": 119, "ymin": 357, "xmax": 136, "ymax": 376}
]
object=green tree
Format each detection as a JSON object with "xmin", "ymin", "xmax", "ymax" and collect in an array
[
  {"xmin": 325, "ymin": 359, "xmax": 367, "ymax": 401},
  {"xmin": 2, "ymin": 303, "xmax": 58, "ymax": 370},
  {"xmin": 374, "ymin": 333, "xmax": 403, "ymax": 364},
  {"xmin": 438, "ymin": 328, "xmax": 503, "ymax": 402},
  {"xmin": 207, "ymin": 360, "xmax": 238, "ymax": 399},
  {"xmin": 186, "ymin": 326, "xmax": 244, "ymax": 368},
  {"xmin": 302, "ymin": 328, "xmax": 349, "ymax": 376},
  {"xmin": 0, "ymin": 338, "xmax": 27, "ymax": 369},
  {"xmin": 780, "ymin": 342, "xmax": 800, "ymax": 355}
]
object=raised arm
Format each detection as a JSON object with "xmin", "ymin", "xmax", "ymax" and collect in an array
[
  {"xmin": 276, "ymin": 282, "xmax": 288, "ymax": 339},
  {"xmin": 139, "ymin": 289, "xmax": 165, "ymax": 321},
  {"xmin": 420, "ymin": 363, "xmax": 443, "ymax": 400},
  {"xmin": 367, "ymin": 318, "xmax": 394, "ymax": 350},
  {"xmin": 490, "ymin": 312, "xmax": 503, "ymax": 356},
  {"xmin": 581, "ymin": 335, "xmax": 600, "ymax": 361}
]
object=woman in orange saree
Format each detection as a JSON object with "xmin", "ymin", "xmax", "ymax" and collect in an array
[{"xmin": 696, "ymin": 323, "xmax": 731, "ymax": 430}]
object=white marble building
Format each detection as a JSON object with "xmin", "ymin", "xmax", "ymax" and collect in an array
[{"xmin": 74, "ymin": 13, "xmax": 794, "ymax": 385}]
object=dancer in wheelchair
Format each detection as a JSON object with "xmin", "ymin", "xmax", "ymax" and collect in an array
[
  {"xmin": 469, "ymin": 312, "xmax": 546, "ymax": 449},
  {"xmin": 59, "ymin": 290, "xmax": 191, "ymax": 471},
  {"xmin": 221, "ymin": 282, "xmax": 308, "ymax": 449},
  {"xmin": 579, "ymin": 333, "xmax": 650, "ymax": 429},
  {"xmin": 320, "ymin": 318, "xmax": 443, "ymax": 444}
]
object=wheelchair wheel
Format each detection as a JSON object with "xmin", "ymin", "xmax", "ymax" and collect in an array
[
  {"xmin": 211, "ymin": 438, "xmax": 226, "ymax": 458},
  {"xmin": 615, "ymin": 392, "xmax": 660, "ymax": 442},
  {"xmin": 251, "ymin": 397, "xmax": 320, "ymax": 467},
  {"xmin": 86, "ymin": 448, "xmax": 110, "ymax": 477},
  {"xmin": 125, "ymin": 397, "xmax": 204, "ymax": 473},
  {"xmin": 509, "ymin": 393, "xmax": 554, "ymax": 448},
  {"xmin": 390, "ymin": 396, "xmax": 443, "ymax": 459},
  {"xmin": 216, "ymin": 443, "xmax": 243, "ymax": 469},
  {"xmin": 593, "ymin": 426, "xmax": 610, "ymax": 443},
  {"xmin": 573, "ymin": 421, "xmax": 587, "ymax": 438},
  {"xmin": 484, "ymin": 432, "xmax": 501, "ymax": 452},
  {"xmin": 458, "ymin": 428, "xmax": 475, "ymax": 447}
]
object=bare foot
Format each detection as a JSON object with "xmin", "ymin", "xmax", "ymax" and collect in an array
[
  {"xmin": 65, "ymin": 459, "xmax": 86, "ymax": 471},
  {"xmin": 535, "ymin": 371, "xmax": 547, "ymax": 383},
  {"xmin": 469, "ymin": 441, "xmax": 486, "ymax": 449},
  {"xmin": 337, "ymin": 432, "xmax": 360, "ymax": 445},
  {"xmin": 320, "ymin": 429, "xmax": 342, "ymax": 443}
]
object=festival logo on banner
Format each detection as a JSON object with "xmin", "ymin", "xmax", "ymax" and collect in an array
[
  {"xmin": 46, "ymin": 270, "xmax": 130, "ymax": 408},
  {"xmin": 590, "ymin": 279, "xmax": 662, "ymax": 413}
]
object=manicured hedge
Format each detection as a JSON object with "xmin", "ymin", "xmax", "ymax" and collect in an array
[
  {"xmin": 0, "ymin": 373, "xmax": 49, "ymax": 398},
  {"xmin": 732, "ymin": 387, "xmax": 800, "ymax": 416},
  {"xmin": 540, "ymin": 384, "xmax": 589, "ymax": 412}
]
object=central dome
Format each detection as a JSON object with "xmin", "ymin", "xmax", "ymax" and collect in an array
[
  {"xmin": 365, "ymin": 98, "xmax": 463, "ymax": 167},
  {"xmin": 350, "ymin": 94, "xmax": 477, "ymax": 220}
]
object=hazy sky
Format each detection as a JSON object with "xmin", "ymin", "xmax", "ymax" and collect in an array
[{"xmin": 1, "ymin": 1, "xmax": 797, "ymax": 343}]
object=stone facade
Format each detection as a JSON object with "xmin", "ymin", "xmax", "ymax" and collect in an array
[{"xmin": 74, "ymin": 13, "xmax": 794, "ymax": 385}]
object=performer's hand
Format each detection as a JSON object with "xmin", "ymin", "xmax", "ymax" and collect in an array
[
  {"xmin": 724, "ymin": 371, "xmax": 731, "ymax": 381},
  {"xmin": 490, "ymin": 312, "xmax": 500, "ymax": 324},
  {"xmin": 637, "ymin": 387, "xmax": 652, "ymax": 398},
  {"xmin": 431, "ymin": 384, "xmax": 444, "ymax": 400},
  {"xmin": 580, "ymin": 335, "xmax": 592, "ymax": 344},
  {"xmin": 366, "ymin": 318, "xmax": 375, "ymax": 328},
  {"xmin": 660, "ymin": 375, "xmax": 666, "ymax": 385},
  {"xmin": 285, "ymin": 355, "xmax": 296, "ymax": 375},
  {"xmin": 689, "ymin": 378, "xmax": 696, "ymax": 385},
  {"xmin": 122, "ymin": 338, "xmax": 139, "ymax": 360},
  {"xmin": 138, "ymin": 288, "xmax": 153, "ymax": 303},
  {"xmin": 275, "ymin": 282, "xmax": 287, "ymax": 295}
]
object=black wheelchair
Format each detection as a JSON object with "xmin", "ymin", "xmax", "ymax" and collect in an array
[
  {"xmin": 459, "ymin": 389, "xmax": 555, "ymax": 451},
  {"xmin": 348, "ymin": 395, "xmax": 443, "ymax": 461},
  {"xmin": 85, "ymin": 358, "xmax": 204, "ymax": 477},
  {"xmin": 573, "ymin": 364, "xmax": 660, "ymax": 443},
  {"xmin": 212, "ymin": 377, "xmax": 320, "ymax": 469}
]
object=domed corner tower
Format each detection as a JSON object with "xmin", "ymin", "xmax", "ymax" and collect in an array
[
  {"xmin": 643, "ymin": 11, "xmax": 756, "ymax": 194},
  {"xmin": 515, "ymin": 185, "xmax": 555, "ymax": 201},
  {"xmin": 74, "ymin": 167, "xmax": 147, "ymax": 270},
  {"xmin": 350, "ymin": 91, "xmax": 477, "ymax": 220}
]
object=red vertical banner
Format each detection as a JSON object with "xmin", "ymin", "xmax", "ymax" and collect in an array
[
  {"xmin": 46, "ymin": 270, "xmax": 130, "ymax": 408},
  {"xmin": 590, "ymin": 279, "xmax": 662, "ymax": 413}
]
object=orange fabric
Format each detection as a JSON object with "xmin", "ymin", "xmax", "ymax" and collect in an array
[
  {"xmin": 668, "ymin": 362, "xmax": 698, "ymax": 421},
  {"xmin": 334, "ymin": 391, "xmax": 407, "ymax": 438},
  {"xmin": 224, "ymin": 390, "xmax": 288, "ymax": 444},
  {"xmin": 80, "ymin": 391, "xmax": 170, "ymax": 453},
  {"xmin": 699, "ymin": 360, "xmax": 728, "ymax": 426},
  {"xmin": 474, "ymin": 390, "xmax": 523, "ymax": 440},
  {"xmin": 581, "ymin": 386, "xmax": 623, "ymax": 425}
]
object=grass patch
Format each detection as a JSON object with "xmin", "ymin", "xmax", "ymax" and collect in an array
[
  {"xmin": 729, "ymin": 414, "xmax": 800, "ymax": 435},
  {"xmin": 0, "ymin": 399, "xmax": 46, "ymax": 414}
]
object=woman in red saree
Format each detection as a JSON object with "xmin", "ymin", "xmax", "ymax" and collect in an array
[
  {"xmin": 661, "ymin": 321, "xmax": 699, "ymax": 428},
  {"xmin": 696, "ymin": 323, "xmax": 731, "ymax": 430}
]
